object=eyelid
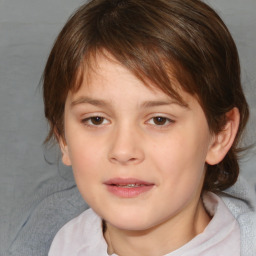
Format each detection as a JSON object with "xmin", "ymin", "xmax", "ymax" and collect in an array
[
  {"xmin": 145, "ymin": 114, "xmax": 175, "ymax": 127},
  {"xmin": 81, "ymin": 114, "xmax": 111, "ymax": 127}
]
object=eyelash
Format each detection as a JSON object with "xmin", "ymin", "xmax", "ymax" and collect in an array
[
  {"xmin": 81, "ymin": 115, "xmax": 174, "ymax": 128},
  {"xmin": 146, "ymin": 116, "xmax": 174, "ymax": 127},
  {"xmin": 81, "ymin": 116, "xmax": 110, "ymax": 127}
]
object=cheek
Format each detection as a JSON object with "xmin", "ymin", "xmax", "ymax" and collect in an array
[
  {"xmin": 152, "ymin": 129, "xmax": 209, "ymax": 185},
  {"xmin": 65, "ymin": 134, "xmax": 102, "ymax": 179},
  {"xmin": 64, "ymin": 120, "xmax": 103, "ymax": 168},
  {"xmin": 67, "ymin": 141, "xmax": 103, "ymax": 201},
  {"xmin": 153, "ymin": 134, "xmax": 199, "ymax": 168},
  {"xmin": 69, "ymin": 142, "xmax": 99, "ymax": 170}
]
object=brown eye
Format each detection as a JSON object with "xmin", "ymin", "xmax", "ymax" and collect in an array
[
  {"xmin": 90, "ymin": 116, "xmax": 104, "ymax": 125},
  {"xmin": 152, "ymin": 116, "xmax": 169, "ymax": 125},
  {"xmin": 82, "ymin": 116, "xmax": 109, "ymax": 126}
]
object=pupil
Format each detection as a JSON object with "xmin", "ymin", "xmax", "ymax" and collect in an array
[
  {"xmin": 154, "ymin": 117, "xmax": 166, "ymax": 125},
  {"xmin": 91, "ymin": 116, "xmax": 103, "ymax": 125}
]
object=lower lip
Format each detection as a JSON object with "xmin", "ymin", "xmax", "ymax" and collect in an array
[{"xmin": 105, "ymin": 185, "xmax": 154, "ymax": 198}]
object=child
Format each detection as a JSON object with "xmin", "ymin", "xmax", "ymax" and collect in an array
[{"xmin": 43, "ymin": 0, "xmax": 255, "ymax": 255}]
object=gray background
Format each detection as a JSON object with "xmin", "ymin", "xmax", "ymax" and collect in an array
[{"xmin": 0, "ymin": 0, "xmax": 255, "ymax": 252}]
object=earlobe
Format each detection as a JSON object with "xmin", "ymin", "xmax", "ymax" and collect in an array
[
  {"xmin": 206, "ymin": 108, "xmax": 240, "ymax": 165},
  {"xmin": 59, "ymin": 138, "xmax": 72, "ymax": 166}
]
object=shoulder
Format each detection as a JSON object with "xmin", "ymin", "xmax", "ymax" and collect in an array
[
  {"xmin": 218, "ymin": 176, "xmax": 256, "ymax": 256},
  {"xmin": 48, "ymin": 208, "xmax": 102, "ymax": 256},
  {"xmin": 7, "ymin": 177, "xmax": 88, "ymax": 256}
]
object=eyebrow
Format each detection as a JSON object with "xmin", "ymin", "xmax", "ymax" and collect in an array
[
  {"xmin": 141, "ymin": 100, "xmax": 188, "ymax": 109},
  {"xmin": 71, "ymin": 96, "xmax": 189, "ymax": 109},
  {"xmin": 71, "ymin": 97, "xmax": 110, "ymax": 107}
]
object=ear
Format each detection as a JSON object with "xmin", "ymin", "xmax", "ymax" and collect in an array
[
  {"xmin": 59, "ymin": 137, "xmax": 72, "ymax": 166},
  {"xmin": 206, "ymin": 108, "xmax": 240, "ymax": 165}
]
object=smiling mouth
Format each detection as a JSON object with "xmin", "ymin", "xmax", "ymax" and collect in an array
[
  {"xmin": 104, "ymin": 178, "xmax": 154, "ymax": 198},
  {"xmin": 113, "ymin": 184, "xmax": 147, "ymax": 188},
  {"xmin": 104, "ymin": 178, "xmax": 154, "ymax": 187}
]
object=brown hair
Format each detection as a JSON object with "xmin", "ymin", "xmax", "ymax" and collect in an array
[{"xmin": 43, "ymin": 0, "xmax": 249, "ymax": 191}]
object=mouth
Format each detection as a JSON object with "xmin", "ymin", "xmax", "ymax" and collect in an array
[
  {"xmin": 104, "ymin": 178, "xmax": 154, "ymax": 198},
  {"xmin": 114, "ymin": 184, "xmax": 146, "ymax": 188}
]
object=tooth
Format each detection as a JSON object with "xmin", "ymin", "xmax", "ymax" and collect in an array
[{"xmin": 117, "ymin": 184, "xmax": 140, "ymax": 188}]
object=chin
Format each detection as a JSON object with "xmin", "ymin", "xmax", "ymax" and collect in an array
[
  {"xmin": 110, "ymin": 221, "xmax": 151, "ymax": 231},
  {"xmin": 105, "ymin": 212, "xmax": 157, "ymax": 232}
]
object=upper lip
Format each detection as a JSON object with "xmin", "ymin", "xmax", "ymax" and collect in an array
[{"xmin": 104, "ymin": 178, "xmax": 154, "ymax": 186}]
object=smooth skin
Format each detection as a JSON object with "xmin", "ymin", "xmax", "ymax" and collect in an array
[{"xmin": 60, "ymin": 53, "xmax": 240, "ymax": 256}]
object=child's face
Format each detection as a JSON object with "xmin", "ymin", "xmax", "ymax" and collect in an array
[{"xmin": 61, "ymin": 54, "xmax": 215, "ymax": 232}]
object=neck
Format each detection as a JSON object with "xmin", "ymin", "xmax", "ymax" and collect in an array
[{"xmin": 104, "ymin": 198, "xmax": 210, "ymax": 256}]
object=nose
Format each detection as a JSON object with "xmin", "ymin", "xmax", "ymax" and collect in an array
[{"xmin": 108, "ymin": 125, "xmax": 145, "ymax": 165}]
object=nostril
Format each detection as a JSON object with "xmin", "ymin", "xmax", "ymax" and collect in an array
[
  {"xmin": 108, "ymin": 138, "xmax": 145, "ymax": 165},
  {"xmin": 109, "ymin": 155, "xmax": 143, "ymax": 165}
]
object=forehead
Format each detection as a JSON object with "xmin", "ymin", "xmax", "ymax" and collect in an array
[
  {"xmin": 67, "ymin": 53, "xmax": 193, "ymax": 110},
  {"xmin": 72, "ymin": 51, "xmax": 189, "ymax": 106}
]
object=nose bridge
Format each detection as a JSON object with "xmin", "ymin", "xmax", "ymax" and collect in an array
[{"xmin": 108, "ymin": 121, "xmax": 144, "ymax": 165}]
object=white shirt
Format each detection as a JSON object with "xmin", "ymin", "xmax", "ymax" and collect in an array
[{"xmin": 49, "ymin": 192, "xmax": 240, "ymax": 256}]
